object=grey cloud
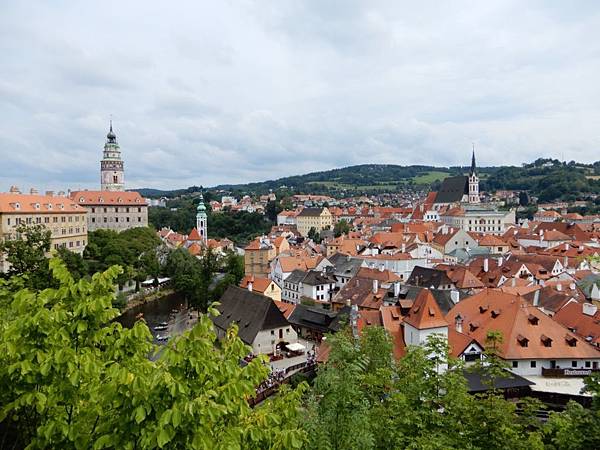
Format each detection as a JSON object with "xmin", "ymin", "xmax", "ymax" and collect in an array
[{"xmin": 0, "ymin": 0, "xmax": 599, "ymax": 191}]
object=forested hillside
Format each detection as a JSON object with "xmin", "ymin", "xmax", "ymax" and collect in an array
[{"xmin": 138, "ymin": 158, "xmax": 600, "ymax": 202}]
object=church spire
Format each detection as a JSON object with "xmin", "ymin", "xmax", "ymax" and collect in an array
[{"xmin": 470, "ymin": 143, "xmax": 477, "ymax": 176}]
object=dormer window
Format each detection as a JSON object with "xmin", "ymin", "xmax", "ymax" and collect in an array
[
  {"xmin": 541, "ymin": 335, "xmax": 552, "ymax": 347},
  {"xmin": 34, "ymin": 203, "xmax": 40, "ymax": 210},
  {"xmin": 491, "ymin": 309, "xmax": 501, "ymax": 318},
  {"xmin": 469, "ymin": 322, "xmax": 479, "ymax": 332},
  {"xmin": 517, "ymin": 334, "xmax": 529, "ymax": 347},
  {"xmin": 79, "ymin": 197, "xmax": 85, "ymax": 203},
  {"xmin": 565, "ymin": 335, "xmax": 577, "ymax": 347},
  {"xmin": 47, "ymin": 203, "xmax": 52, "ymax": 210},
  {"xmin": 99, "ymin": 198, "xmax": 104, "ymax": 203},
  {"xmin": 14, "ymin": 202, "xmax": 20, "ymax": 210},
  {"xmin": 528, "ymin": 314, "xmax": 539, "ymax": 325},
  {"xmin": 479, "ymin": 305, "xmax": 488, "ymax": 314},
  {"xmin": 118, "ymin": 198, "xmax": 123, "ymax": 203},
  {"xmin": 59, "ymin": 204, "xmax": 64, "ymax": 210}
]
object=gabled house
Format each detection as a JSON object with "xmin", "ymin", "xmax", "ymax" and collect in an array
[{"xmin": 212, "ymin": 286, "xmax": 298, "ymax": 355}]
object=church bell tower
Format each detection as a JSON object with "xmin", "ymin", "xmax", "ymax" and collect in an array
[
  {"xmin": 468, "ymin": 146, "xmax": 480, "ymax": 204},
  {"xmin": 100, "ymin": 120, "xmax": 125, "ymax": 191},
  {"xmin": 196, "ymin": 193, "xmax": 208, "ymax": 244}
]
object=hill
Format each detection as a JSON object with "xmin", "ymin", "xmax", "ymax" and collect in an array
[{"xmin": 138, "ymin": 159, "xmax": 600, "ymax": 202}]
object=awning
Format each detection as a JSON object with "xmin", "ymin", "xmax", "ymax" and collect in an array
[
  {"xmin": 524, "ymin": 376, "xmax": 591, "ymax": 397},
  {"xmin": 286, "ymin": 343, "xmax": 306, "ymax": 352}
]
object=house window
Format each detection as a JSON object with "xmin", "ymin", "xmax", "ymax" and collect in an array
[
  {"xmin": 585, "ymin": 361, "xmax": 591, "ymax": 368},
  {"xmin": 271, "ymin": 330, "xmax": 275, "ymax": 335},
  {"xmin": 530, "ymin": 361, "xmax": 536, "ymax": 368},
  {"xmin": 512, "ymin": 361, "xmax": 518, "ymax": 368},
  {"xmin": 572, "ymin": 361, "xmax": 577, "ymax": 368}
]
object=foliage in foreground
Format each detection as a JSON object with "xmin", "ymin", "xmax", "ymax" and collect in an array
[
  {"xmin": 303, "ymin": 327, "xmax": 600, "ymax": 450},
  {"xmin": 0, "ymin": 259, "xmax": 305, "ymax": 449}
]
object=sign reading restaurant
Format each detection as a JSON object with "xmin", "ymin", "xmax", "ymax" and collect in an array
[{"xmin": 542, "ymin": 368, "xmax": 600, "ymax": 377}]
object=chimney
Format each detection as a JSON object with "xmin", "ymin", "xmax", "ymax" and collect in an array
[
  {"xmin": 512, "ymin": 278, "xmax": 516, "ymax": 287},
  {"xmin": 402, "ymin": 243, "xmax": 406, "ymax": 253},
  {"xmin": 9, "ymin": 185, "xmax": 20, "ymax": 194},
  {"xmin": 45, "ymin": 190, "xmax": 54, "ymax": 197},
  {"xmin": 394, "ymin": 281, "xmax": 401, "ymax": 298},
  {"xmin": 556, "ymin": 283, "xmax": 562, "ymax": 291},
  {"xmin": 372, "ymin": 279, "xmax": 379, "ymax": 294},
  {"xmin": 247, "ymin": 277, "xmax": 254, "ymax": 292},
  {"xmin": 483, "ymin": 258, "xmax": 489, "ymax": 273},
  {"xmin": 583, "ymin": 302, "xmax": 598, "ymax": 317},
  {"xmin": 29, "ymin": 187, "xmax": 38, "ymax": 194},
  {"xmin": 455, "ymin": 314, "xmax": 463, "ymax": 333},
  {"xmin": 346, "ymin": 298, "xmax": 351, "ymax": 307},
  {"xmin": 569, "ymin": 282, "xmax": 576, "ymax": 291},
  {"xmin": 533, "ymin": 289, "xmax": 540, "ymax": 307},
  {"xmin": 379, "ymin": 265, "xmax": 384, "ymax": 272},
  {"xmin": 566, "ymin": 243, "xmax": 570, "ymax": 251},
  {"xmin": 450, "ymin": 290, "xmax": 460, "ymax": 304},
  {"xmin": 498, "ymin": 256, "xmax": 503, "ymax": 267}
]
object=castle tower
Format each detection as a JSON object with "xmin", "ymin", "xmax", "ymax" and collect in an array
[
  {"xmin": 468, "ymin": 147, "xmax": 480, "ymax": 204},
  {"xmin": 100, "ymin": 121, "xmax": 124, "ymax": 191},
  {"xmin": 196, "ymin": 193, "xmax": 208, "ymax": 244}
]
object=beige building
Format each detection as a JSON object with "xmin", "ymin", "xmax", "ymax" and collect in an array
[
  {"xmin": 0, "ymin": 189, "xmax": 88, "ymax": 272},
  {"xmin": 440, "ymin": 206, "xmax": 515, "ymax": 235},
  {"xmin": 244, "ymin": 237, "xmax": 276, "ymax": 278},
  {"xmin": 296, "ymin": 207, "xmax": 333, "ymax": 237},
  {"xmin": 70, "ymin": 191, "xmax": 148, "ymax": 232}
]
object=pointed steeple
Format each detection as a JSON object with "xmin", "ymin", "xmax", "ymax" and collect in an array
[{"xmin": 470, "ymin": 143, "xmax": 477, "ymax": 176}]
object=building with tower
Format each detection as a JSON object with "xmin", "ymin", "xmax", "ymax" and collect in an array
[
  {"xmin": 70, "ymin": 121, "xmax": 148, "ymax": 232},
  {"xmin": 432, "ymin": 149, "xmax": 481, "ymax": 209},
  {"xmin": 428, "ymin": 148, "xmax": 515, "ymax": 235},
  {"xmin": 195, "ymin": 194, "xmax": 208, "ymax": 244},
  {"xmin": 468, "ymin": 149, "xmax": 480, "ymax": 204},
  {"xmin": 100, "ymin": 121, "xmax": 124, "ymax": 191}
]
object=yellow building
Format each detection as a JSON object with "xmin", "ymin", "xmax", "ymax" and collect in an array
[
  {"xmin": 0, "ymin": 189, "xmax": 88, "ymax": 272},
  {"xmin": 296, "ymin": 207, "xmax": 333, "ymax": 237},
  {"xmin": 240, "ymin": 275, "xmax": 282, "ymax": 302},
  {"xmin": 244, "ymin": 237, "xmax": 276, "ymax": 278}
]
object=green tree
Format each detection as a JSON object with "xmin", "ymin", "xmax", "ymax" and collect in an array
[
  {"xmin": 333, "ymin": 220, "xmax": 350, "ymax": 238},
  {"xmin": 56, "ymin": 247, "xmax": 89, "ymax": 281},
  {"xmin": 0, "ymin": 258, "xmax": 306, "ymax": 449},
  {"xmin": 0, "ymin": 224, "xmax": 52, "ymax": 289},
  {"xmin": 265, "ymin": 200, "xmax": 282, "ymax": 222}
]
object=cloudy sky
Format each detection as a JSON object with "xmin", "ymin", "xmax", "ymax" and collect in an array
[{"xmin": 1, "ymin": 1, "xmax": 599, "ymax": 191}]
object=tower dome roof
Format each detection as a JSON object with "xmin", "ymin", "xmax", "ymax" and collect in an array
[
  {"xmin": 106, "ymin": 120, "xmax": 117, "ymax": 143},
  {"xmin": 197, "ymin": 193, "xmax": 206, "ymax": 211}
]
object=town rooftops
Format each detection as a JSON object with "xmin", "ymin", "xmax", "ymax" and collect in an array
[
  {"xmin": 70, "ymin": 190, "xmax": 145, "ymax": 206},
  {"xmin": 446, "ymin": 289, "xmax": 600, "ymax": 360},
  {"xmin": 0, "ymin": 192, "xmax": 84, "ymax": 214}
]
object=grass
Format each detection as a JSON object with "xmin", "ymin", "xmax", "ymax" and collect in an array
[{"xmin": 411, "ymin": 171, "xmax": 450, "ymax": 184}]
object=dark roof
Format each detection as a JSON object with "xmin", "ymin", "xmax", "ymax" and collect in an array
[
  {"xmin": 463, "ymin": 368, "xmax": 534, "ymax": 393},
  {"xmin": 328, "ymin": 253, "xmax": 364, "ymax": 277},
  {"xmin": 302, "ymin": 270, "xmax": 336, "ymax": 286},
  {"xmin": 391, "ymin": 285, "xmax": 458, "ymax": 315},
  {"xmin": 288, "ymin": 304, "xmax": 349, "ymax": 334},
  {"xmin": 286, "ymin": 269, "xmax": 308, "ymax": 285},
  {"xmin": 435, "ymin": 176, "xmax": 468, "ymax": 204},
  {"xmin": 406, "ymin": 266, "xmax": 453, "ymax": 289},
  {"xmin": 212, "ymin": 286, "xmax": 289, "ymax": 345},
  {"xmin": 297, "ymin": 207, "xmax": 325, "ymax": 217}
]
